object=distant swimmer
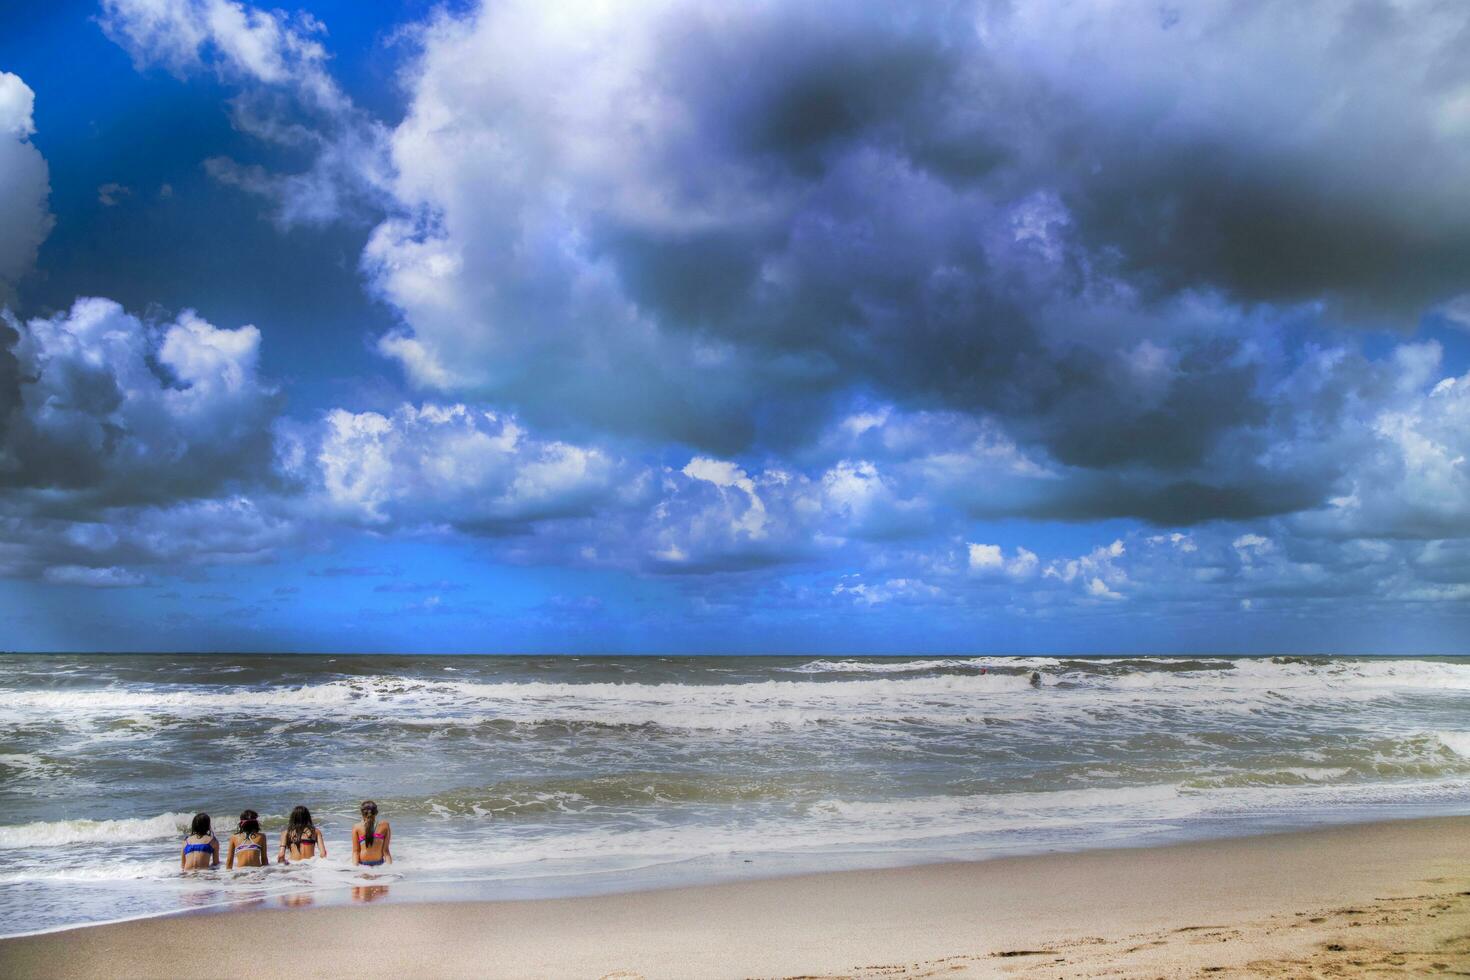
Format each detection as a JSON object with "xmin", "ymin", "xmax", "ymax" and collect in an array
[{"xmin": 1029, "ymin": 671, "xmax": 1042, "ymax": 688}]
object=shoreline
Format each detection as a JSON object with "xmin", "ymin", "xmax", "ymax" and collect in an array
[
  {"xmin": 3, "ymin": 814, "xmax": 1466, "ymax": 978},
  {"xmin": 3, "ymin": 804, "xmax": 1463, "ymax": 942}
]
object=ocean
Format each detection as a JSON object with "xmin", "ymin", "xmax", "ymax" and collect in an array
[{"xmin": 1, "ymin": 653, "xmax": 1467, "ymax": 937}]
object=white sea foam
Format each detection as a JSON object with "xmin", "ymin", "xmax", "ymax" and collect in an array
[
  {"xmin": 0, "ymin": 671, "xmax": 1445, "ymax": 742},
  {"xmin": 0, "ymin": 753, "xmax": 59, "ymax": 779},
  {"xmin": 4, "ymin": 658, "xmax": 1466, "ymax": 734},
  {"xmin": 782, "ymin": 657, "xmax": 1061, "ymax": 674},
  {"xmin": 1435, "ymin": 731, "xmax": 1470, "ymax": 758},
  {"xmin": 1274, "ymin": 767, "xmax": 1351, "ymax": 781},
  {"xmin": 13, "ymin": 776, "xmax": 1456, "ymax": 894},
  {"xmin": 0, "ymin": 672, "xmax": 1043, "ymax": 730},
  {"xmin": 0, "ymin": 812, "xmax": 191, "ymax": 849}
]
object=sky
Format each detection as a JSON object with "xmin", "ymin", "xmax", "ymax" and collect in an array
[{"xmin": 1, "ymin": 0, "xmax": 1469, "ymax": 654}]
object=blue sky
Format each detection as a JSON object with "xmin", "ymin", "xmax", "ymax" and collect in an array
[{"xmin": 1, "ymin": 0, "xmax": 1469, "ymax": 653}]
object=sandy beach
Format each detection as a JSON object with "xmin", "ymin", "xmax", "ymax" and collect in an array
[{"xmin": 2, "ymin": 815, "xmax": 1466, "ymax": 979}]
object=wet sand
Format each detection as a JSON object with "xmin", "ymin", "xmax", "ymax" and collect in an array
[{"xmin": 2, "ymin": 816, "xmax": 1466, "ymax": 979}]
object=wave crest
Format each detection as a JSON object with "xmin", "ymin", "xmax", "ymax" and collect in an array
[{"xmin": 0, "ymin": 813, "xmax": 191, "ymax": 849}]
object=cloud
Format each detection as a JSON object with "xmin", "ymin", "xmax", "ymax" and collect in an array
[
  {"xmin": 373, "ymin": 579, "xmax": 462, "ymax": 594},
  {"xmin": 266, "ymin": 334, "xmax": 1470, "ymax": 595},
  {"xmin": 97, "ymin": 182, "xmax": 132, "ymax": 207},
  {"xmin": 364, "ymin": 2, "xmax": 1009, "ymax": 444},
  {"xmin": 1, "ymin": 298, "xmax": 281, "ymax": 509},
  {"xmin": 967, "ymin": 543, "xmax": 1038, "ymax": 580},
  {"xmin": 0, "ymin": 71, "xmax": 53, "ymax": 302},
  {"xmin": 346, "ymin": 0, "xmax": 1470, "ymax": 530},
  {"xmin": 819, "ymin": 459, "xmax": 931, "ymax": 540},
  {"xmin": 640, "ymin": 460, "xmax": 810, "ymax": 572},
  {"xmin": 311, "ymin": 565, "xmax": 400, "ymax": 578},
  {"xmin": 0, "ymin": 72, "xmax": 36, "ymax": 137},
  {"xmin": 290, "ymin": 402, "xmax": 634, "ymax": 534},
  {"xmin": 814, "ymin": 517, "xmax": 1470, "ymax": 620},
  {"xmin": 832, "ymin": 575, "xmax": 946, "ymax": 607},
  {"xmin": 102, "ymin": 0, "xmax": 1470, "ymax": 534},
  {"xmin": 100, "ymin": 0, "xmax": 344, "ymax": 108},
  {"xmin": 3, "ymin": 288, "xmax": 1465, "ymax": 616},
  {"xmin": 42, "ymin": 565, "xmax": 146, "ymax": 588},
  {"xmin": 0, "ymin": 297, "xmax": 293, "ymax": 583},
  {"xmin": 1044, "ymin": 539, "xmax": 1128, "ymax": 601},
  {"xmin": 1288, "ymin": 355, "xmax": 1470, "ymax": 540},
  {"xmin": 101, "ymin": 0, "xmax": 389, "ymax": 227},
  {"xmin": 1, "ymin": 495, "xmax": 294, "ymax": 582},
  {"xmin": 999, "ymin": 0, "xmax": 1470, "ymax": 325},
  {"xmin": 681, "ymin": 457, "xmax": 768, "ymax": 538},
  {"xmin": 22, "ymin": 0, "xmax": 1470, "ymax": 632}
]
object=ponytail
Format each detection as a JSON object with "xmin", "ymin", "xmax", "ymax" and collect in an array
[{"xmin": 360, "ymin": 800, "xmax": 378, "ymax": 845}]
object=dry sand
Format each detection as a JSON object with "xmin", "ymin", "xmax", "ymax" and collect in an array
[{"xmin": 2, "ymin": 816, "xmax": 1466, "ymax": 979}]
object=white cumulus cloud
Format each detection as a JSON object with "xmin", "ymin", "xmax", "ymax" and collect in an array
[
  {"xmin": 300, "ymin": 402, "xmax": 627, "ymax": 531},
  {"xmin": 0, "ymin": 71, "xmax": 53, "ymax": 302}
]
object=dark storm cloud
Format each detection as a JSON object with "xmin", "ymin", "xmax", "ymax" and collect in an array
[
  {"xmin": 0, "ymin": 298, "xmax": 297, "ymax": 582},
  {"xmin": 0, "ymin": 496, "xmax": 295, "ymax": 581},
  {"xmin": 601, "ymin": 1, "xmax": 1470, "ymax": 381},
  {"xmin": 0, "ymin": 316, "xmax": 22, "ymax": 433},
  {"xmin": 1043, "ymin": 1, "xmax": 1470, "ymax": 324},
  {"xmin": 0, "ymin": 299, "xmax": 283, "ymax": 515},
  {"xmin": 1029, "ymin": 477, "xmax": 1321, "ymax": 528},
  {"xmin": 356, "ymin": 0, "xmax": 1470, "ymax": 528}
]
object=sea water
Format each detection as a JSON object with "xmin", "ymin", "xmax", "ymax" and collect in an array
[{"xmin": 1, "ymin": 654, "xmax": 1467, "ymax": 936}]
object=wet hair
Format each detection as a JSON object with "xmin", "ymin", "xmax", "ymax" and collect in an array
[
  {"xmin": 286, "ymin": 805, "xmax": 315, "ymax": 846},
  {"xmin": 359, "ymin": 800, "xmax": 379, "ymax": 846},
  {"xmin": 190, "ymin": 813, "xmax": 211, "ymax": 837},
  {"xmin": 237, "ymin": 809, "xmax": 261, "ymax": 839}
]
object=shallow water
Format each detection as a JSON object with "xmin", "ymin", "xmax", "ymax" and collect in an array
[{"xmin": 1, "ymin": 653, "xmax": 1467, "ymax": 936}]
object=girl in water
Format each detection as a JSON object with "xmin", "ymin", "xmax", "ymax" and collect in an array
[
  {"xmin": 179, "ymin": 812, "xmax": 219, "ymax": 870},
  {"xmin": 277, "ymin": 805, "xmax": 326, "ymax": 864},
  {"xmin": 351, "ymin": 800, "xmax": 392, "ymax": 867},
  {"xmin": 226, "ymin": 809, "xmax": 269, "ymax": 869}
]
